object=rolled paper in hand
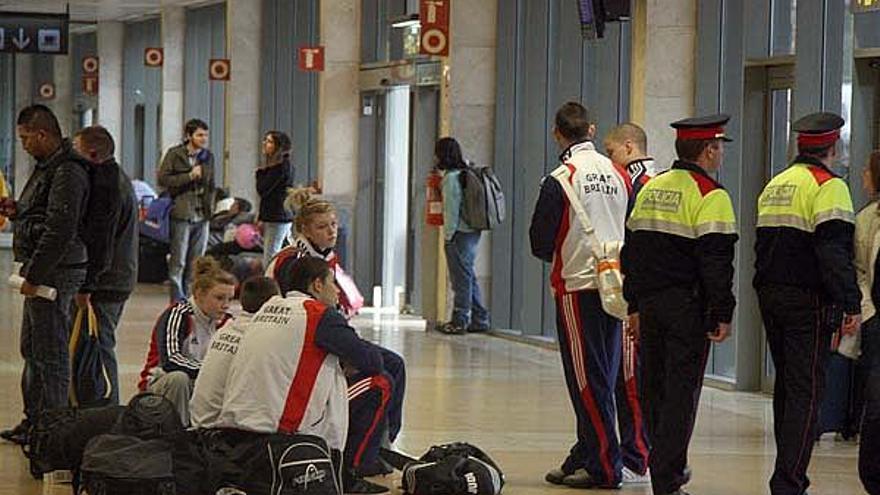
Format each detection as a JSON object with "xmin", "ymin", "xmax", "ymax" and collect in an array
[{"xmin": 8, "ymin": 274, "xmax": 57, "ymax": 301}]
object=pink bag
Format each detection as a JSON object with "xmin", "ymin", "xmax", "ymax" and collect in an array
[{"xmin": 334, "ymin": 265, "xmax": 364, "ymax": 317}]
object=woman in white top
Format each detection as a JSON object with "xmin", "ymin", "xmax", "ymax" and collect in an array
[{"xmin": 855, "ymin": 150, "xmax": 880, "ymax": 494}]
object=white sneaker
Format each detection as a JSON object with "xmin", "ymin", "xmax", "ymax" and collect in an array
[{"xmin": 622, "ymin": 467, "xmax": 651, "ymax": 484}]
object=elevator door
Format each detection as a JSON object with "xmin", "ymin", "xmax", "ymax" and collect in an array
[{"xmin": 743, "ymin": 63, "xmax": 795, "ymax": 393}]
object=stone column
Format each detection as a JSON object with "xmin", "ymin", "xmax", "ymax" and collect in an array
[
  {"xmin": 317, "ymin": 0, "xmax": 360, "ymax": 199},
  {"xmin": 13, "ymin": 54, "xmax": 33, "ymax": 198},
  {"xmin": 226, "ymin": 0, "xmax": 262, "ymax": 202},
  {"xmin": 97, "ymin": 21, "xmax": 124, "ymax": 161},
  {"xmin": 634, "ymin": 0, "xmax": 696, "ymax": 167},
  {"xmin": 51, "ymin": 54, "xmax": 73, "ymax": 136},
  {"xmin": 161, "ymin": 6, "xmax": 186, "ymax": 153},
  {"xmin": 448, "ymin": 0, "xmax": 498, "ymax": 314}
]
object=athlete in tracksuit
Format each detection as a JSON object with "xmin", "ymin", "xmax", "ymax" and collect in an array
[
  {"xmin": 530, "ymin": 102, "xmax": 631, "ymax": 489},
  {"xmin": 604, "ymin": 123, "xmax": 658, "ymax": 479},
  {"xmin": 267, "ymin": 237, "xmax": 406, "ymax": 477}
]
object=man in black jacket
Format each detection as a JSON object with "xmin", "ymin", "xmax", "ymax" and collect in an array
[
  {"xmin": 0, "ymin": 105, "xmax": 90, "ymax": 444},
  {"xmin": 73, "ymin": 126, "xmax": 139, "ymax": 405}
]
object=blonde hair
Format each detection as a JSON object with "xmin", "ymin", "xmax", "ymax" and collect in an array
[
  {"xmin": 285, "ymin": 187, "xmax": 336, "ymax": 234},
  {"xmin": 191, "ymin": 257, "xmax": 237, "ymax": 295}
]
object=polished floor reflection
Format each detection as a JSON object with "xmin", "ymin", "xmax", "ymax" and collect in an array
[{"xmin": 0, "ymin": 250, "xmax": 863, "ymax": 494}]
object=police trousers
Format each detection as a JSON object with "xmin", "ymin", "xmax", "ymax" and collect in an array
[
  {"xmin": 639, "ymin": 287, "xmax": 711, "ymax": 495},
  {"xmin": 758, "ymin": 285, "xmax": 833, "ymax": 495}
]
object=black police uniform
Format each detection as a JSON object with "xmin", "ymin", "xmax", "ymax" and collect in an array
[
  {"xmin": 622, "ymin": 115, "xmax": 738, "ymax": 495},
  {"xmin": 754, "ymin": 112, "xmax": 861, "ymax": 495}
]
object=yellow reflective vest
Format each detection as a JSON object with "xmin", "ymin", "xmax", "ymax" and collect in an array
[
  {"xmin": 622, "ymin": 160, "xmax": 738, "ymax": 322},
  {"xmin": 754, "ymin": 157, "xmax": 860, "ymax": 313}
]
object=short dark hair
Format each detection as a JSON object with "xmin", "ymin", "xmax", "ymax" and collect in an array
[
  {"xmin": 17, "ymin": 104, "xmax": 62, "ymax": 138},
  {"xmin": 435, "ymin": 137, "xmax": 466, "ymax": 170},
  {"xmin": 675, "ymin": 138, "xmax": 714, "ymax": 162},
  {"xmin": 606, "ymin": 123, "xmax": 648, "ymax": 153},
  {"xmin": 277, "ymin": 257, "xmax": 332, "ymax": 296},
  {"xmin": 235, "ymin": 198, "xmax": 253, "ymax": 213},
  {"xmin": 240, "ymin": 276, "xmax": 280, "ymax": 313},
  {"xmin": 184, "ymin": 118, "xmax": 209, "ymax": 138},
  {"xmin": 555, "ymin": 102, "xmax": 591, "ymax": 142},
  {"xmin": 74, "ymin": 125, "xmax": 115, "ymax": 162},
  {"xmin": 797, "ymin": 143, "xmax": 834, "ymax": 159}
]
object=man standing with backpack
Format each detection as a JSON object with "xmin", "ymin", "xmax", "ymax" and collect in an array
[
  {"xmin": 158, "ymin": 118, "xmax": 216, "ymax": 302},
  {"xmin": 435, "ymin": 137, "xmax": 491, "ymax": 335},
  {"xmin": 530, "ymin": 102, "xmax": 631, "ymax": 489},
  {"xmin": 0, "ymin": 105, "xmax": 91, "ymax": 445}
]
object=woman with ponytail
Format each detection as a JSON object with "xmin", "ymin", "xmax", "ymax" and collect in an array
[
  {"xmin": 138, "ymin": 256, "xmax": 236, "ymax": 425},
  {"xmin": 265, "ymin": 188, "xmax": 363, "ymax": 315},
  {"xmin": 256, "ymin": 131, "xmax": 295, "ymax": 267}
]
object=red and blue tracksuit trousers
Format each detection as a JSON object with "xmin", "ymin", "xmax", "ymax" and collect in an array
[
  {"xmin": 556, "ymin": 290, "xmax": 649, "ymax": 485},
  {"xmin": 344, "ymin": 345, "xmax": 406, "ymax": 472}
]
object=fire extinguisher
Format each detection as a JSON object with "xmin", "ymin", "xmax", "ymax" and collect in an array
[{"xmin": 426, "ymin": 170, "xmax": 444, "ymax": 226}]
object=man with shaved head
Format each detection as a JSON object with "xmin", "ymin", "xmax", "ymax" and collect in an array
[{"xmin": 0, "ymin": 105, "xmax": 91, "ymax": 444}]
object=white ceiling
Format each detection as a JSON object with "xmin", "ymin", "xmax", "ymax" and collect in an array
[{"xmin": 0, "ymin": 0, "xmax": 220, "ymax": 23}]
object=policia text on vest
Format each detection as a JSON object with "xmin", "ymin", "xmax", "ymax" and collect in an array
[
  {"xmin": 622, "ymin": 114, "xmax": 738, "ymax": 495},
  {"xmin": 754, "ymin": 112, "xmax": 861, "ymax": 495}
]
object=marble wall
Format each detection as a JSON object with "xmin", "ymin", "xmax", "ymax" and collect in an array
[
  {"xmin": 449, "ymin": 0, "xmax": 498, "ymax": 305},
  {"xmin": 161, "ymin": 6, "xmax": 186, "ymax": 154},
  {"xmin": 97, "ymin": 22, "xmax": 124, "ymax": 162},
  {"xmin": 318, "ymin": 0, "xmax": 360, "ymax": 200},
  {"xmin": 638, "ymin": 0, "xmax": 697, "ymax": 168},
  {"xmin": 227, "ymin": 0, "xmax": 262, "ymax": 201}
]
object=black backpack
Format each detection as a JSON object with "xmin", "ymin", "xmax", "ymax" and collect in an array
[
  {"xmin": 78, "ymin": 394, "xmax": 185, "ymax": 495},
  {"xmin": 79, "ymin": 434, "xmax": 176, "ymax": 495},
  {"xmin": 113, "ymin": 393, "xmax": 183, "ymax": 439},
  {"xmin": 215, "ymin": 433, "xmax": 343, "ymax": 495},
  {"xmin": 23, "ymin": 405, "xmax": 126, "ymax": 478},
  {"xmin": 383, "ymin": 443, "xmax": 504, "ymax": 495},
  {"xmin": 459, "ymin": 165, "xmax": 505, "ymax": 230}
]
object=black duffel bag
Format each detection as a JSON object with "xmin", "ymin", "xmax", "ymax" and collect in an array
[
  {"xmin": 23, "ymin": 405, "xmax": 126, "ymax": 478},
  {"xmin": 383, "ymin": 442, "xmax": 504, "ymax": 495},
  {"xmin": 79, "ymin": 433, "xmax": 176, "ymax": 495}
]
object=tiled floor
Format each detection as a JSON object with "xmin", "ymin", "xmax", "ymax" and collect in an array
[{"xmin": 0, "ymin": 251, "xmax": 864, "ymax": 494}]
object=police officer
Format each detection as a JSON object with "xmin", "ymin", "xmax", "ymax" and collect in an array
[
  {"xmin": 622, "ymin": 114, "xmax": 738, "ymax": 495},
  {"xmin": 754, "ymin": 112, "xmax": 861, "ymax": 495}
]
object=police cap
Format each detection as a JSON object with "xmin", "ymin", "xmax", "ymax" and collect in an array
[
  {"xmin": 793, "ymin": 112, "xmax": 844, "ymax": 148},
  {"xmin": 671, "ymin": 113, "xmax": 732, "ymax": 142}
]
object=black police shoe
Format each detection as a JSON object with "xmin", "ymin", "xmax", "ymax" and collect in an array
[
  {"xmin": 0, "ymin": 420, "xmax": 29, "ymax": 445},
  {"xmin": 562, "ymin": 469, "xmax": 622, "ymax": 489}
]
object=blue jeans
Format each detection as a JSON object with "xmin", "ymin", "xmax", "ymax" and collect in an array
[
  {"xmin": 262, "ymin": 221, "xmax": 291, "ymax": 268},
  {"xmin": 91, "ymin": 298, "xmax": 128, "ymax": 405},
  {"xmin": 861, "ymin": 317, "xmax": 880, "ymax": 494},
  {"xmin": 444, "ymin": 231, "xmax": 489, "ymax": 328},
  {"xmin": 20, "ymin": 267, "xmax": 86, "ymax": 420},
  {"xmin": 169, "ymin": 219, "xmax": 209, "ymax": 301}
]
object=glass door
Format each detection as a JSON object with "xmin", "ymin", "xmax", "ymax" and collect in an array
[{"xmin": 760, "ymin": 64, "xmax": 796, "ymax": 393}]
